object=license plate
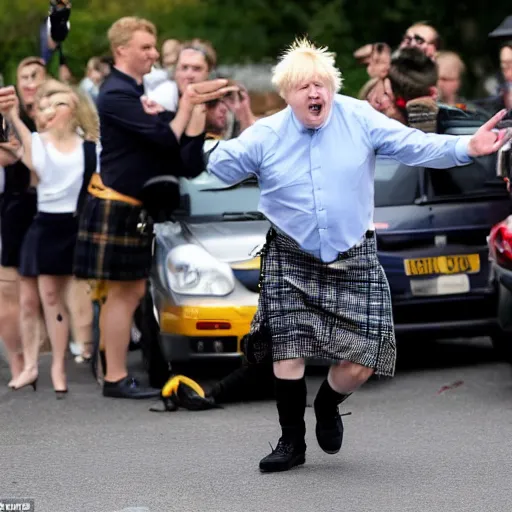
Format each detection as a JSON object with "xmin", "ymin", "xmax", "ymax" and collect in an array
[
  {"xmin": 404, "ymin": 254, "xmax": 480, "ymax": 276},
  {"xmin": 410, "ymin": 274, "xmax": 470, "ymax": 296}
]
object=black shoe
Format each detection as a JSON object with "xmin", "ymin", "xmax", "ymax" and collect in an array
[
  {"xmin": 314, "ymin": 404, "xmax": 344, "ymax": 454},
  {"xmin": 103, "ymin": 376, "xmax": 161, "ymax": 399},
  {"xmin": 259, "ymin": 437, "xmax": 306, "ymax": 473}
]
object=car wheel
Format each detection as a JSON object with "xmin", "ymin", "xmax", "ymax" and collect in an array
[
  {"xmin": 491, "ymin": 330, "xmax": 512, "ymax": 364},
  {"xmin": 134, "ymin": 284, "xmax": 172, "ymax": 389}
]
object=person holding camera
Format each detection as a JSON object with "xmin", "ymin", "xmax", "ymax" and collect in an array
[
  {"xmin": 73, "ymin": 17, "xmax": 237, "ymax": 399},
  {"xmin": 0, "ymin": 57, "xmax": 48, "ymax": 391},
  {"xmin": 0, "ymin": 134, "xmax": 25, "ymax": 387}
]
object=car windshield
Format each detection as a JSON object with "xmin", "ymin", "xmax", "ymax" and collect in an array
[
  {"xmin": 176, "ymin": 171, "xmax": 261, "ymax": 219},
  {"xmin": 374, "ymin": 154, "xmax": 506, "ymax": 207}
]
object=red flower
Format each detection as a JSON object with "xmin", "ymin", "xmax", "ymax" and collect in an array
[{"xmin": 395, "ymin": 97, "xmax": 407, "ymax": 109}]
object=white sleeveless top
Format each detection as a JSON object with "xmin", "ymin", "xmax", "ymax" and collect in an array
[{"xmin": 31, "ymin": 133, "xmax": 97, "ymax": 213}]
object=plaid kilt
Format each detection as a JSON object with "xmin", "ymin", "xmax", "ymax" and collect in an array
[
  {"xmin": 246, "ymin": 228, "xmax": 396, "ymax": 377},
  {"xmin": 73, "ymin": 195, "xmax": 153, "ymax": 281}
]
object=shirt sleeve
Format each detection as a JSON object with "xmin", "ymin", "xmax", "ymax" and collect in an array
[
  {"xmin": 361, "ymin": 102, "xmax": 474, "ymax": 168},
  {"xmin": 100, "ymin": 89, "xmax": 180, "ymax": 149},
  {"xmin": 178, "ymin": 133, "xmax": 207, "ymax": 178},
  {"xmin": 206, "ymin": 123, "xmax": 272, "ymax": 185}
]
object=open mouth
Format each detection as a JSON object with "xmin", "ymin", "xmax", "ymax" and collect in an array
[{"xmin": 308, "ymin": 103, "xmax": 322, "ymax": 115}]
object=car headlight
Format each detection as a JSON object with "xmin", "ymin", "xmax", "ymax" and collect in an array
[{"xmin": 166, "ymin": 244, "xmax": 235, "ymax": 296}]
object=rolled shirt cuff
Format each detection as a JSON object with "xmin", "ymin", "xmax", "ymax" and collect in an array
[{"xmin": 454, "ymin": 136, "xmax": 473, "ymax": 165}]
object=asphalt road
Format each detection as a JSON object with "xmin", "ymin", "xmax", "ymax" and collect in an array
[{"xmin": 1, "ymin": 336, "xmax": 512, "ymax": 512}]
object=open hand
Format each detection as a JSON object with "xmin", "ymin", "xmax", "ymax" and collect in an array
[
  {"xmin": 468, "ymin": 109, "xmax": 512, "ymax": 157},
  {"xmin": 183, "ymin": 79, "xmax": 240, "ymax": 106}
]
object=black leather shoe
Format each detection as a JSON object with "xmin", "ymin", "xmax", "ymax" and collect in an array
[
  {"xmin": 259, "ymin": 437, "xmax": 306, "ymax": 473},
  {"xmin": 103, "ymin": 376, "xmax": 161, "ymax": 399},
  {"xmin": 314, "ymin": 404, "xmax": 344, "ymax": 454}
]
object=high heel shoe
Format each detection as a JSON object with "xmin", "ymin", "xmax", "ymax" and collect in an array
[
  {"xmin": 13, "ymin": 378, "xmax": 38, "ymax": 391},
  {"xmin": 55, "ymin": 389, "xmax": 68, "ymax": 400}
]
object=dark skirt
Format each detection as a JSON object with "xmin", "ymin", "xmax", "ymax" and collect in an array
[
  {"xmin": 73, "ymin": 195, "xmax": 153, "ymax": 281},
  {"xmin": 0, "ymin": 190, "xmax": 37, "ymax": 268},
  {"xmin": 19, "ymin": 211, "xmax": 79, "ymax": 277},
  {"xmin": 246, "ymin": 229, "xmax": 397, "ymax": 377}
]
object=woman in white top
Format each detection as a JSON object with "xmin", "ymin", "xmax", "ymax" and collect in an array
[{"xmin": 3, "ymin": 79, "xmax": 99, "ymax": 397}]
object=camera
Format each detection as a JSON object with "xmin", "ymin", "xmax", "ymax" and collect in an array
[
  {"xmin": 496, "ymin": 115, "xmax": 512, "ymax": 179},
  {"xmin": 0, "ymin": 115, "xmax": 10, "ymax": 144},
  {"xmin": 49, "ymin": 0, "xmax": 72, "ymax": 44}
]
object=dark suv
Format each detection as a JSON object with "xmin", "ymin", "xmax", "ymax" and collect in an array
[{"xmin": 374, "ymin": 106, "xmax": 512, "ymax": 352}]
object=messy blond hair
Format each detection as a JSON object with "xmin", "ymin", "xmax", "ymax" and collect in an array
[
  {"xmin": 272, "ymin": 37, "xmax": 343, "ymax": 97},
  {"xmin": 107, "ymin": 16, "xmax": 157, "ymax": 54},
  {"xmin": 35, "ymin": 79, "xmax": 100, "ymax": 142}
]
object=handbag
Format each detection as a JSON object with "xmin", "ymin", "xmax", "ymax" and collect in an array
[{"xmin": 241, "ymin": 228, "xmax": 277, "ymax": 365}]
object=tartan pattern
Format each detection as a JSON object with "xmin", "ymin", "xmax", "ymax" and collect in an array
[
  {"xmin": 249, "ymin": 229, "xmax": 396, "ymax": 377},
  {"xmin": 73, "ymin": 195, "xmax": 153, "ymax": 281}
]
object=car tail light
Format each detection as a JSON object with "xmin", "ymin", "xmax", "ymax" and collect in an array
[
  {"xmin": 196, "ymin": 321, "xmax": 231, "ymax": 330},
  {"xmin": 489, "ymin": 217, "xmax": 512, "ymax": 269}
]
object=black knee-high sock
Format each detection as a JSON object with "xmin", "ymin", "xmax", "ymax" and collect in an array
[
  {"xmin": 314, "ymin": 379, "xmax": 351, "ymax": 418},
  {"xmin": 274, "ymin": 376, "xmax": 307, "ymax": 441}
]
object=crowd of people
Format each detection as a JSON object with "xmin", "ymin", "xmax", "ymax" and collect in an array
[{"xmin": 0, "ymin": 9, "xmax": 511, "ymax": 471}]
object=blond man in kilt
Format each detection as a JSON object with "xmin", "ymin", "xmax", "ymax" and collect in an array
[
  {"xmin": 207, "ymin": 38, "xmax": 512, "ymax": 472},
  {"xmin": 73, "ymin": 17, "xmax": 235, "ymax": 398}
]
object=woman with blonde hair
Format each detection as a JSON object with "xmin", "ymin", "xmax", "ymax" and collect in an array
[{"xmin": 0, "ymin": 79, "xmax": 99, "ymax": 397}]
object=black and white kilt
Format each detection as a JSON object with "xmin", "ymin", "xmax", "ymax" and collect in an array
[
  {"xmin": 73, "ymin": 195, "xmax": 153, "ymax": 281},
  {"xmin": 248, "ymin": 229, "xmax": 396, "ymax": 377},
  {"xmin": 19, "ymin": 211, "xmax": 79, "ymax": 277}
]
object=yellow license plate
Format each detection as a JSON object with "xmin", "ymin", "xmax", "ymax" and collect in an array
[{"xmin": 404, "ymin": 254, "xmax": 480, "ymax": 276}]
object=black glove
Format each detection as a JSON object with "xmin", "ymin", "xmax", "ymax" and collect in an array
[{"xmin": 49, "ymin": 0, "xmax": 71, "ymax": 44}]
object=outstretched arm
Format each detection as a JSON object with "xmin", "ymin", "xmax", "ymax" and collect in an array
[
  {"xmin": 207, "ymin": 123, "xmax": 274, "ymax": 184},
  {"xmin": 362, "ymin": 102, "xmax": 512, "ymax": 168}
]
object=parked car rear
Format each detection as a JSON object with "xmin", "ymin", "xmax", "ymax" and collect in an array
[{"xmin": 374, "ymin": 115, "xmax": 512, "ymax": 350}]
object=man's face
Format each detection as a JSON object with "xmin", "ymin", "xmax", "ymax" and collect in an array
[
  {"xmin": 206, "ymin": 100, "xmax": 229, "ymax": 134},
  {"xmin": 284, "ymin": 77, "xmax": 333, "ymax": 129},
  {"xmin": 437, "ymin": 60, "xmax": 461, "ymax": 101},
  {"xmin": 119, "ymin": 30, "xmax": 159, "ymax": 78},
  {"xmin": 501, "ymin": 46, "xmax": 512, "ymax": 83},
  {"xmin": 400, "ymin": 25, "xmax": 438, "ymax": 59},
  {"xmin": 174, "ymin": 49, "xmax": 210, "ymax": 94},
  {"xmin": 17, "ymin": 63, "xmax": 46, "ymax": 107}
]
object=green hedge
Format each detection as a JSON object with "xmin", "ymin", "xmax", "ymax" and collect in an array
[{"xmin": 0, "ymin": 1, "xmax": 510, "ymax": 98}]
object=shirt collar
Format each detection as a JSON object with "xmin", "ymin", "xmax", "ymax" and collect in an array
[
  {"xmin": 290, "ymin": 101, "xmax": 334, "ymax": 134},
  {"xmin": 111, "ymin": 67, "xmax": 145, "ymax": 92}
]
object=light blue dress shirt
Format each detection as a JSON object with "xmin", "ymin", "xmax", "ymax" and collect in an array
[{"xmin": 207, "ymin": 94, "xmax": 473, "ymax": 263}]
